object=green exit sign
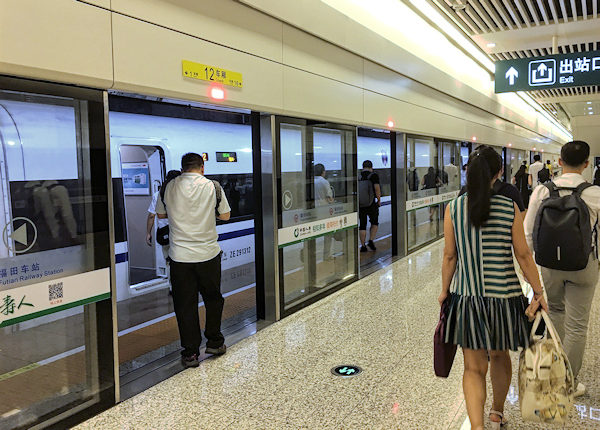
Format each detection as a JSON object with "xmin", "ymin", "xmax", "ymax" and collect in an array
[{"xmin": 495, "ymin": 50, "xmax": 600, "ymax": 93}]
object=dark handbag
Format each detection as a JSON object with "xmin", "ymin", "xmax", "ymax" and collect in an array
[
  {"xmin": 434, "ymin": 298, "xmax": 457, "ymax": 378},
  {"xmin": 156, "ymin": 225, "xmax": 169, "ymax": 246}
]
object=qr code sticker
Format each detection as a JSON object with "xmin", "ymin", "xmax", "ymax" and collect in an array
[{"xmin": 49, "ymin": 282, "xmax": 64, "ymax": 301}]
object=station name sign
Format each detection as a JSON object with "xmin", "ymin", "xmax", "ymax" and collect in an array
[{"xmin": 494, "ymin": 50, "xmax": 600, "ymax": 93}]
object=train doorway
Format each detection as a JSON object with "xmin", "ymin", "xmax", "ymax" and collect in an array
[
  {"xmin": 108, "ymin": 96, "xmax": 259, "ymax": 398},
  {"xmin": 119, "ymin": 144, "xmax": 166, "ymax": 289},
  {"xmin": 357, "ymin": 128, "xmax": 393, "ymax": 275}
]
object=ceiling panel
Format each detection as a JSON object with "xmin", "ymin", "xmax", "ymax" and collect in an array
[{"xmin": 430, "ymin": 0, "xmax": 600, "ymax": 128}]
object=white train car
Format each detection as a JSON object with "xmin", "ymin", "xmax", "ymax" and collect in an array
[{"xmin": 107, "ymin": 97, "xmax": 257, "ymax": 303}]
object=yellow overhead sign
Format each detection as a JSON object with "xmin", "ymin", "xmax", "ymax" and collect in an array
[{"xmin": 182, "ymin": 60, "xmax": 243, "ymax": 88}]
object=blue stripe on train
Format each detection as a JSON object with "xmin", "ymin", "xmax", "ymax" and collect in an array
[
  {"xmin": 113, "ymin": 228, "xmax": 255, "ymax": 263},
  {"xmin": 218, "ymin": 227, "xmax": 255, "ymax": 241},
  {"xmin": 116, "ymin": 252, "xmax": 128, "ymax": 264}
]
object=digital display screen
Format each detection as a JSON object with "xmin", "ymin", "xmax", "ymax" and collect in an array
[
  {"xmin": 201, "ymin": 152, "xmax": 209, "ymax": 162},
  {"xmin": 216, "ymin": 152, "xmax": 237, "ymax": 163}
]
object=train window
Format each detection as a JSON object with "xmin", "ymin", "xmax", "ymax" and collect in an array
[{"xmin": 0, "ymin": 89, "xmax": 111, "ymax": 429}]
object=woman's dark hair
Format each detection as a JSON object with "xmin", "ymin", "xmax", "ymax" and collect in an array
[
  {"xmin": 160, "ymin": 170, "xmax": 182, "ymax": 202},
  {"xmin": 467, "ymin": 146, "xmax": 503, "ymax": 228}
]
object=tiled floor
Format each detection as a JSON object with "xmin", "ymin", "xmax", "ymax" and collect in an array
[{"xmin": 76, "ymin": 240, "xmax": 600, "ymax": 429}]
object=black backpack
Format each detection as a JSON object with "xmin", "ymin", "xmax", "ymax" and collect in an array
[
  {"xmin": 537, "ymin": 167, "xmax": 551, "ymax": 184},
  {"xmin": 358, "ymin": 173, "xmax": 375, "ymax": 208},
  {"xmin": 533, "ymin": 182, "xmax": 595, "ymax": 271}
]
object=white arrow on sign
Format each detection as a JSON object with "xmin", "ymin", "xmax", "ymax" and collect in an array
[
  {"xmin": 505, "ymin": 67, "xmax": 518, "ymax": 85},
  {"xmin": 11, "ymin": 223, "xmax": 27, "ymax": 246},
  {"xmin": 537, "ymin": 63, "xmax": 548, "ymax": 74}
]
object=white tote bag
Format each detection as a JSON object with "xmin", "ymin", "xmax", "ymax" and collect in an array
[{"xmin": 519, "ymin": 310, "xmax": 575, "ymax": 423}]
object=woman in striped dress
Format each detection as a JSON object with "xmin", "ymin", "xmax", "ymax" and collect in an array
[{"xmin": 438, "ymin": 146, "xmax": 548, "ymax": 430}]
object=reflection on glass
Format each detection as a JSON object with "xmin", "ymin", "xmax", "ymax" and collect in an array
[
  {"xmin": 437, "ymin": 141, "xmax": 461, "ymax": 232},
  {"xmin": 279, "ymin": 123, "xmax": 357, "ymax": 310},
  {"xmin": 406, "ymin": 136, "xmax": 439, "ymax": 249},
  {"xmin": 0, "ymin": 91, "xmax": 107, "ymax": 428}
]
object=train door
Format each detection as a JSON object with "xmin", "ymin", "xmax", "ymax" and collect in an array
[
  {"xmin": 357, "ymin": 128, "xmax": 392, "ymax": 274},
  {"xmin": 108, "ymin": 96, "xmax": 258, "ymax": 398},
  {"xmin": 119, "ymin": 144, "xmax": 166, "ymax": 289}
]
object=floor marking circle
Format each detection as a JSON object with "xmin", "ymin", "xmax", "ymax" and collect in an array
[{"xmin": 331, "ymin": 365, "xmax": 362, "ymax": 377}]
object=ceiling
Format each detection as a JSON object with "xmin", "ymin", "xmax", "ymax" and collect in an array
[{"xmin": 429, "ymin": 0, "xmax": 600, "ymax": 129}]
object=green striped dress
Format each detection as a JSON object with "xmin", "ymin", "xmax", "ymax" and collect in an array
[{"xmin": 444, "ymin": 194, "xmax": 531, "ymax": 351}]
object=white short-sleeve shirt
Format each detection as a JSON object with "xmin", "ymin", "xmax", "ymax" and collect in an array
[
  {"xmin": 148, "ymin": 191, "xmax": 169, "ymax": 229},
  {"xmin": 528, "ymin": 161, "xmax": 544, "ymax": 190},
  {"xmin": 156, "ymin": 173, "xmax": 231, "ymax": 263},
  {"xmin": 314, "ymin": 175, "xmax": 333, "ymax": 207}
]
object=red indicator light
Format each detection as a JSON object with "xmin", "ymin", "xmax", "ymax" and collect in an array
[
  {"xmin": 210, "ymin": 86, "xmax": 225, "ymax": 100},
  {"xmin": 387, "ymin": 120, "xmax": 395, "ymax": 128}
]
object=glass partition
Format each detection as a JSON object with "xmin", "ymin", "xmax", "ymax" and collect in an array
[
  {"xmin": 0, "ymin": 86, "xmax": 112, "ymax": 429},
  {"xmin": 406, "ymin": 136, "xmax": 439, "ymax": 250},
  {"xmin": 437, "ymin": 140, "xmax": 462, "ymax": 234},
  {"xmin": 357, "ymin": 129, "xmax": 391, "ymax": 272},
  {"xmin": 277, "ymin": 119, "xmax": 357, "ymax": 314}
]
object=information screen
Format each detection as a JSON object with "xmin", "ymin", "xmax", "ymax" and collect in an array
[{"xmin": 216, "ymin": 152, "xmax": 237, "ymax": 162}]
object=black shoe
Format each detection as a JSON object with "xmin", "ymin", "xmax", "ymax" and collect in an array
[
  {"xmin": 181, "ymin": 353, "xmax": 199, "ymax": 368},
  {"xmin": 205, "ymin": 344, "xmax": 227, "ymax": 355},
  {"xmin": 360, "ymin": 245, "xmax": 368, "ymax": 253},
  {"xmin": 367, "ymin": 240, "xmax": 377, "ymax": 251}
]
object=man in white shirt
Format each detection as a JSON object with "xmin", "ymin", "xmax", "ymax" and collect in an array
[
  {"xmin": 528, "ymin": 154, "xmax": 544, "ymax": 190},
  {"xmin": 157, "ymin": 153, "xmax": 231, "ymax": 367},
  {"xmin": 314, "ymin": 163, "xmax": 334, "ymax": 260},
  {"xmin": 524, "ymin": 141, "xmax": 600, "ymax": 397}
]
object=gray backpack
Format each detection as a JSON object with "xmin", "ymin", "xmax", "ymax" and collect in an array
[
  {"xmin": 533, "ymin": 182, "xmax": 595, "ymax": 271},
  {"xmin": 358, "ymin": 173, "xmax": 375, "ymax": 208}
]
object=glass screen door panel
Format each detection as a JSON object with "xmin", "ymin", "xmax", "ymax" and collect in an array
[
  {"xmin": 277, "ymin": 119, "xmax": 357, "ymax": 314},
  {"xmin": 406, "ymin": 136, "xmax": 439, "ymax": 250},
  {"xmin": 437, "ymin": 140, "xmax": 461, "ymax": 235},
  {"xmin": 0, "ymin": 88, "xmax": 112, "ymax": 429},
  {"xmin": 357, "ymin": 129, "xmax": 392, "ymax": 272}
]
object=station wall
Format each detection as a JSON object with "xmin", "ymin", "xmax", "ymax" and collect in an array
[{"xmin": 0, "ymin": 0, "xmax": 567, "ymax": 153}]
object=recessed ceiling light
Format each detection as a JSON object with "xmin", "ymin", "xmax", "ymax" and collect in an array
[{"xmin": 486, "ymin": 42, "xmax": 496, "ymax": 48}]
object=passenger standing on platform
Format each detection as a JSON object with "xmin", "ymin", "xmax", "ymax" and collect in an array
[
  {"xmin": 156, "ymin": 153, "xmax": 231, "ymax": 368},
  {"xmin": 513, "ymin": 162, "xmax": 530, "ymax": 210},
  {"xmin": 528, "ymin": 154, "xmax": 544, "ymax": 190},
  {"xmin": 358, "ymin": 160, "xmax": 381, "ymax": 253},
  {"xmin": 545, "ymin": 160, "xmax": 554, "ymax": 178},
  {"xmin": 314, "ymin": 163, "xmax": 334, "ymax": 260},
  {"xmin": 525, "ymin": 140, "xmax": 600, "ymax": 398},
  {"xmin": 439, "ymin": 146, "xmax": 547, "ymax": 430}
]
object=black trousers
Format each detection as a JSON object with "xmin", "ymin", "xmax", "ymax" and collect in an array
[{"xmin": 170, "ymin": 253, "xmax": 225, "ymax": 356}]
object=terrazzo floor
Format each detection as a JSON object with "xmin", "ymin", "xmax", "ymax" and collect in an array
[{"xmin": 76, "ymin": 240, "xmax": 600, "ymax": 429}]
